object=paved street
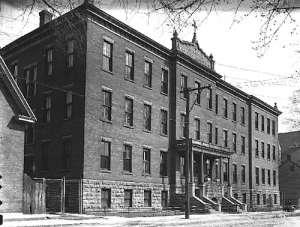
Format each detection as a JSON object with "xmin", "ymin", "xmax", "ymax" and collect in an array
[{"xmin": 2, "ymin": 211, "xmax": 300, "ymax": 227}]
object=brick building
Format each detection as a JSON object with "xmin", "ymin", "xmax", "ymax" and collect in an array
[
  {"xmin": 1, "ymin": 1, "xmax": 281, "ymax": 213},
  {"xmin": 0, "ymin": 56, "xmax": 36, "ymax": 213}
]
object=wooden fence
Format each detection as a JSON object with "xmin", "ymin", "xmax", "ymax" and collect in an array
[{"xmin": 23, "ymin": 173, "xmax": 46, "ymax": 214}]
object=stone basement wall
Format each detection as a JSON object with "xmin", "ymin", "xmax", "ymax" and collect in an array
[{"xmin": 82, "ymin": 179, "xmax": 170, "ymax": 213}]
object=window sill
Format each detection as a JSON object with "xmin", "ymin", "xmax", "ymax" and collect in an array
[
  {"xmin": 232, "ymin": 120, "xmax": 237, "ymax": 123},
  {"xmin": 241, "ymin": 123, "xmax": 245, "ymax": 127},
  {"xmin": 63, "ymin": 117, "xmax": 72, "ymax": 121},
  {"xmin": 143, "ymin": 129, "xmax": 152, "ymax": 133},
  {"xmin": 207, "ymin": 107, "xmax": 212, "ymax": 111},
  {"xmin": 160, "ymin": 175, "xmax": 168, "ymax": 178},
  {"xmin": 124, "ymin": 124, "xmax": 134, "ymax": 129},
  {"xmin": 124, "ymin": 77, "xmax": 134, "ymax": 83},
  {"xmin": 102, "ymin": 68, "xmax": 113, "ymax": 75},
  {"xmin": 44, "ymin": 73, "xmax": 53, "ymax": 77},
  {"xmin": 195, "ymin": 103, "xmax": 201, "ymax": 107},
  {"xmin": 160, "ymin": 133, "xmax": 168, "ymax": 137},
  {"xmin": 101, "ymin": 119, "xmax": 113, "ymax": 124},
  {"xmin": 41, "ymin": 122, "xmax": 50, "ymax": 126},
  {"xmin": 180, "ymin": 97, "xmax": 187, "ymax": 101},
  {"xmin": 100, "ymin": 169, "xmax": 111, "ymax": 173},
  {"xmin": 142, "ymin": 173, "xmax": 151, "ymax": 177},
  {"xmin": 122, "ymin": 171, "xmax": 133, "ymax": 175},
  {"xmin": 223, "ymin": 117, "xmax": 228, "ymax": 120},
  {"xmin": 143, "ymin": 85, "xmax": 152, "ymax": 90},
  {"xmin": 26, "ymin": 95, "xmax": 37, "ymax": 100},
  {"xmin": 25, "ymin": 142, "xmax": 35, "ymax": 146},
  {"xmin": 160, "ymin": 92, "xmax": 168, "ymax": 96}
]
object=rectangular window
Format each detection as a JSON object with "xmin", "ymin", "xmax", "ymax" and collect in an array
[
  {"xmin": 215, "ymin": 127, "xmax": 218, "ymax": 144},
  {"xmin": 262, "ymin": 168, "xmax": 265, "ymax": 184},
  {"xmin": 100, "ymin": 140, "xmax": 111, "ymax": 170},
  {"xmin": 25, "ymin": 123, "xmax": 36, "ymax": 144},
  {"xmin": 181, "ymin": 114, "xmax": 186, "ymax": 138},
  {"xmin": 102, "ymin": 90, "xmax": 111, "ymax": 121},
  {"xmin": 12, "ymin": 63, "xmax": 18, "ymax": 82},
  {"xmin": 124, "ymin": 190, "xmax": 132, "ymax": 207},
  {"xmin": 233, "ymin": 164, "xmax": 237, "ymax": 183},
  {"xmin": 161, "ymin": 110, "xmax": 168, "ymax": 135},
  {"xmin": 272, "ymin": 120, "xmax": 276, "ymax": 136},
  {"xmin": 232, "ymin": 133, "xmax": 237, "ymax": 153},
  {"xmin": 207, "ymin": 88, "xmax": 212, "ymax": 109},
  {"xmin": 160, "ymin": 151, "xmax": 167, "ymax": 176},
  {"xmin": 267, "ymin": 118, "xmax": 270, "ymax": 134},
  {"xmin": 180, "ymin": 156, "xmax": 185, "ymax": 176},
  {"xmin": 65, "ymin": 89, "xmax": 73, "ymax": 119},
  {"xmin": 274, "ymin": 194, "xmax": 277, "ymax": 204},
  {"xmin": 195, "ymin": 81, "xmax": 201, "ymax": 105},
  {"xmin": 267, "ymin": 169, "xmax": 271, "ymax": 185},
  {"xmin": 261, "ymin": 142, "xmax": 265, "ymax": 158},
  {"xmin": 144, "ymin": 190, "xmax": 151, "ymax": 207},
  {"xmin": 41, "ymin": 142, "xmax": 50, "ymax": 171},
  {"xmin": 243, "ymin": 193, "xmax": 247, "ymax": 203},
  {"xmin": 125, "ymin": 98, "xmax": 133, "ymax": 126},
  {"xmin": 123, "ymin": 145, "xmax": 132, "ymax": 172},
  {"xmin": 125, "ymin": 51, "xmax": 134, "ymax": 80},
  {"xmin": 181, "ymin": 75, "xmax": 188, "ymax": 99},
  {"xmin": 161, "ymin": 68, "xmax": 168, "ymax": 94},
  {"xmin": 194, "ymin": 119, "xmax": 200, "ymax": 140},
  {"xmin": 273, "ymin": 170, "xmax": 276, "ymax": 186},
  {"xmin": 223, "ymin": 130, "xmax": 228, "ymax": 147},
  {"xmin": 257, "ymin": 194, "xmax": 260, "ymax": 205},
  {"xmin": 103, "ymin": 41, "xmax": 113, "ymax": 72},
  {"xmin": 255, "ymin": 140, "xmax": 259, "ymax": 157},
  {"xmin": 272, "ymin": 145, "xmax": 276, "ymax": 161},
  {"xmin": 62, "ymin": 139, "xmax": 71, "ymax": 170},
  {"xmin": 267, "ymin": 144, "xmax": 271, "ymax": 160},
  {"xmin": 261, "ymin": 115, "xmax": 265, "ymax": 132},
  {"xmin": 161, "ymin": 191, "xmax": 168, "ymax": 207},
  {"xmin": 207, "ymin": 122, "xmax": 212, "ymax": 143},
  {"xmin": 255, "ymin": 112, "xmax": 259, "ymax": 130},
  {"xmin": 241, "ymin": 135, "xmax": 245, "ymax": 155},
  {"xmin": 24, "ymin": 66, "xmax": 37, "ymax": 98},
  {"xmin": 232, "ymin": 103, "xmax": 237, "ymax": 121},
  {"xmin": 223, "ymin": 98, "xmax": 228, "ymax": 118},
  {"xmin": 263, "ymin": 194, "xmax": 266, "ymax": 204},
  {"xmin": 223, "ymin": 162, "xmax": 228, "ymax": 182},
  {"xmin": 144, "ymin": 61, "xmax": 152, "ymax": 87},
  {"xmin": 43, "ymin": 94, "xmax": 51, "ymax": 123},
  {"xmin": 101, "ymin": 189, "xmax": 111, "ymax": 208},
  {"xmin": 143, "ymin": 148, "xmax": 151, "ymax": 174},
  {"xmin": 241, "ymin": 107, "xmax": 245, "ymax": 125},
  {"xmin": 215, "ymin": 94, "xmax": 219, "ymax": 115},
  {"xmin": 46, "ymin": 48, "xmax": 53, "ymax": 75},
  {"xmin": 256, "ymin": 167, "xmax": 260, "ymax": 185},
  {"xmin": 66, "ymin": 39, "xmax": 74, "ymax": 68},
  {"xmin": 241, "ymin": 165, "xmax": 246, "ymax": 183},
  {"xmin": 143, "ymin": 104, "xmax": 151, "ymax": 131}
]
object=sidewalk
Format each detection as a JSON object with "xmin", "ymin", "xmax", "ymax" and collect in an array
[{"xmin": 2, "ymin": 210, "xmax": 300, "ymax": 227}]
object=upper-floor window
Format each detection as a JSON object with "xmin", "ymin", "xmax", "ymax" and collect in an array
[
  {"xmin": 143, "ymin": 104, "xmax": 151, "ymax": 131},
  {"xmin": 161, "ymin": 110, "xmax": 168, "ymax": 135},
  {"xmin": 103, "ymin": 41, "xmax": 113, "ymax": 72},
  {"xmin": 215, "ymin": 127, "xmax": 218, "ymax": 145},
  {"xmin": 144, "ymin": 61, "xmax": 152, "ymax": 87},
  {"xmin": 233, "ymin": 164, "xmax": 237, "ymax": 183},
  {"xmin": 43, "ymin": 93, "xmax": 51, "ymax": 123},
  {"xmin": 24, "ymin": 66, "xmax": 37, "ymax": 98},
  {"xmin": 125, "ymin": 51, "xmax": 134, "ymax": 81},
  {"xmin": 267, "ymin": 169, "xmax": 271, "ymax": 185},
  {"xmin": 223, "ymin": 129, "xmax": 228, "ymax": 147},
  {"xmin": 195, "ymin": 81, "xmax": 201, "ymax": 105},
  {"xmin": 267, "ymin": 118, "xmax": 270, "ymax": 134},
  {"xmin": 267, "ymin": 143, "xmax": 271, "ymax": 159},
  {"xmin": 143, "ymin": 147, "xmax": 151, "ymax": 174},
  {"xmin": 241, "ymin": 135, "xmax": 245, "ymax": 155},
  {"xmin": 241, "ymin": 106, "xmax": 245, "ymax": 125},
  {"xmin": 232, "ymin": 103, "xmax": 237, "ymax": 121},
  {"xmin": 181, "ymin": 114, "xmax": 186, "ymax": 138},
  {"xmin": 102, "ymin": 90, "xmax": 111, "ymax": 121},
  {"xmin": 66, "ymin": 39, "xmax": 74, "ymax": 68},
  {"xmin": 261, "ymin": 115, "xmax": 265, "ymax": 132},
  {"xmin": 41, "ymin": 141, "xmax": 50, "ymax": 172},
  {"xmin": 232, "ymin": 133, "xmax": 237, "ymax": 153},
  {"xmin": 273, "ymin": 170, "xmax": 276, "ymax": 186},
  {"xmin": 181, "ymin": 75, "xmax": 188, "ymax": 99},
  {"xmin": 125, "ymin": 97, "xmax": 133, "ymax": 126},
  {"xmin": 261, "ymin": 141, "xmax": 265, "ymax": 158},
  {"xmin": 241, "ymin": 165, "xmax": 246, "ymax": 183},
  {"xmin": 123, "ymin": 144, "xmax": 132, "ymax": 173},
  {"xmin": 25, "ymin": 123, "xmax": 36, "ymax": 144},
  {"xmin": 255, "ymin": 112, "xmax": 259, "ymax": 130},
  {"xmin": 272, "ymin": 145, "xmax": 276, "ymax": 161},
  {"xmin": 12, "ymin": 63, "xmax": 18, "ymax": 82},
  {"xmin": 207, "ymin": 88, "xmax": 212, "ymax": 109},
  {"xmin": 207, "ymin": 122, "xmax": 212, "ymax": 143},
  {"xmin": 255, "ymin": 139, "xmax": 259, "ymax": 157},
  {"xmin": 46, "ymin": 48, "xmax": 53, "ymax": 76},
  {"xmin": 272, "ymin": 120, "xmax": 276, "ymax": 136},
  {"xmin": 64, "ymin": 89, "xmax": 73, "ymax": 119},
  {"xmin": 161, "ymin": 68, "xmax": 168, "ymax": 94},
  {"xmin": 255, "ymin": 167, "xmax": 260, "ymax": 185},
  {"xmin": 160, "ymin": 151, "xmax": 167, "ymax": 176},
  {"xmin": 62, "ymin": 139, "xmax": 71, "ymax": 170},
  {"xmin": 100, "ymin": 139, "xmax": 111, "ymax": 171},
  {"xmin": 194, "ymin": 119, "xmax": 200, "ymax": 140},
  {"xmin": 262, "ymin": 168, "xmax": 265, "ymax": 184},
  {"xmin": 215, "ymin": 94, "xmax": 219, "ymax": 115},
  {"xmin": 223, "ymin": 98, "xmax": 228, "ymax": 118}
]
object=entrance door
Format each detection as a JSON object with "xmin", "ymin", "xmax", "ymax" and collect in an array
[{"xmin": 24, "ymin": 155, "xmax": 33, "ymax": 177}]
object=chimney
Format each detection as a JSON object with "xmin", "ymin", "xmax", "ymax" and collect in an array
[{"xmin": 39, "ymin": 10, "xmax": 53, "ymax": 27}]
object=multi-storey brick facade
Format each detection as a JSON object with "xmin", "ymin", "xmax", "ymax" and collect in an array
[{"xmin": 2, "ymin": 1, "xmax": 281, "ymax": 213}]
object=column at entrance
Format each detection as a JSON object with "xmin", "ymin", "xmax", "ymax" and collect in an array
[
  {"xmin": 227, "ymin": 157, "xmax": 233, "ymax": 198},
  {"xmin": 189, "ymin": 149, "xmax": 195, "ymax": 197},
  {"xmin": 199, "ymin": 152, "xmax": 205, "ymax": 197},
  {"xmin": 219, "ymin": 157, "xmax": 223, "ymax": 184}
]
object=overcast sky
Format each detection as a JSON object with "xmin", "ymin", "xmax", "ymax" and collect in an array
[{"xmin": 1, "ymin": 0, "xmax": 300, "ymax": 133}]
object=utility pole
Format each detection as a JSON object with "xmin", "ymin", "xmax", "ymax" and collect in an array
[{"xmin": 181, "ymin": 84, "xmax": 211, "ymax": 219}]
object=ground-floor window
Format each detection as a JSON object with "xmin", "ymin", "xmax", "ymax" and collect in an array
[
  {"xmin": 263, "ymin": 194, "xmax": 266, "ymax": 204},
  {"xmin": 144, "ymin": 190, "xmax": 151, "ymax": 207},
  {"xmin": 161, "ymin": 191, "xmax": 168, "ymax": 207},
  {"xmin": 274, "ymin": 194, "xmax": 277, "ymax": 204},
  {"xmin": 256, "ymin": 194, "xmax": 260, "ymax": 205},
  {"xmin": 124, "ymin": 190, "xmax": 132, "ymax": 207},
  {"xmin": 234, "ymin": 193, "xmax": 238, "ymax": 200},
  {"xmin": 101, "ymin": 189, "xmax": 111, "ymax": 208},
  {"xmin": 242, "ymin": 193, "xmax": 246, "ymax": 203}
]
